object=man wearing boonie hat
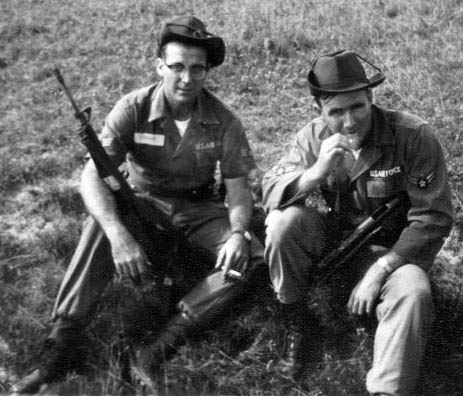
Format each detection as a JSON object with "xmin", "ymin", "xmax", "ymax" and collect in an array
[
  {"xmin": 11, "ymin": 15, "xmax": 264, "ymax": 394},
  {"xmin": 262, "ymin": 50, "xmax": 453, "ymax": 395}
]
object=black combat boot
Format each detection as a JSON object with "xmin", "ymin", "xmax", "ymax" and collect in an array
[
  {"xmin": 10, "ymin": 321, "xmax": 87, "ymax": 394},
  {"xmin": 130, "ymin": 312, "xmax": 197, "ymax": 390},
  {"xmin": 276, "ymin": 302, "xmax": 318, "ymax": 381}
]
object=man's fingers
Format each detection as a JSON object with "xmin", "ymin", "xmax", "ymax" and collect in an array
[
  {"xmin": 221, "ymin": 253, "xmax": 233, "ymax": 276},
  {"xmin": 347, "ymin": 286, "xmax": 358, "ymax": 312},
  {"xmin": 366, "ymin": 300, "xmax": 374, "ymax": 316},
  {"xmin": 359, "ymin": 301, "xmax": 366, "ymax": 316},
  {"xmin": 236, "ymin": 256, "xmax": 249, "ymax": 272},
  {"xmin": 323, "ymin": 134, "xmax": 351, "ymax": 151},
  {"xmin": 126, "ymin": 261, "xmax": 139, "ymax": 283},
  {"xmin": 239, "ymin": 257, "xmax": 249, "ymax": 272},
  {"xmin": 116, "ymin": 262, "xmax": 127, "ymax": 278},
  {"xmin": 347, "ymin": 299, "xmax": 354, "ymax": 314},
  {"xmin": 354, "ymin": 301, "xmax": 361, "ymax": 316},
  {"xmin": 348, "ymin": 295, "xmax": 366, "ymax": 316},
  {"xmin": 136, "ymin": 259, "xmax": 148, "ymax": 276},
  {"xmin": 215, "ymin": 249, "xmax": 225, "ymax": 269},
  {"xmin": 331, "ymin": 147, "xmax": 348, "ymax": 158},
  {"xmin": 114, "ymin": 259, "xmax": 147, "ymax": 285}
]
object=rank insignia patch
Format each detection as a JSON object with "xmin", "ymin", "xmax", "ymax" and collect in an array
[{"xmin": 408, "ymin": 171, "xmax": 435, "ymax": 189}]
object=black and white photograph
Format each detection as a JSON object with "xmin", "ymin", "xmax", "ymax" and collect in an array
[{"xmin": 1, "ymin": 1, "xmax": 463, "ymax": 395}]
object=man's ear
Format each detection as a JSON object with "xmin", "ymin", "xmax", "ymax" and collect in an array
[
  {"xmin": 366, "ymin": 88, "xmax": 373, "ymax": 103},
  {"xmin": 312, "ymin": 101, "xmax": 321, "ymax": 115},
  {"xmin": 155, "ymin": 58, "xmax": 164, "ymax": 78}
]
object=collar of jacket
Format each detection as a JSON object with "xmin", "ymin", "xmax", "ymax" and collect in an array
[
  {"xmin": 368, "ymin": 104, "xmax": 395, "ymax": 146},
  {"xmin": 347, "ymin": 104, "xmax": 395, "ymax": 182},
  {"xmin": 147, "ymin": 82, "xmax": 220, "ymax": 125}
]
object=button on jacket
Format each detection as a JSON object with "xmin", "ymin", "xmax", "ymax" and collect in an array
[
  {"xmin": 262, "ymin": 104, "xmax": 454, "ymax": 270},
  {"xmin": 100, "ymin": 82, "xmax": 256, "ymax": 197}
]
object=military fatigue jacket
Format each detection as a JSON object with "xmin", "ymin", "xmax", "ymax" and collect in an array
[
  {"xmin": 99, "ymin": 83, "xmax": 256, "ymax": 198},
  {"xmin": 262, "ymin": 105, "xmax": 454, "ymax": 269}
]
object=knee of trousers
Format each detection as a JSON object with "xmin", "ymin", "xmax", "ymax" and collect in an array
[
  {"xmin": 381, "ymin": 265, "xmax": 434, "ymax": 318},
  {"xmin": 398, "ymin": 286, "xmax": 433, "ymax": 319},
  {"xmin": 265, "ymin": 206, "xmax": 322, "ymax": 250}
]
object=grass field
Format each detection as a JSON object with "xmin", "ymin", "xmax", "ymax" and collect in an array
[{"xmin": 1, "ymin": 0, "xmax": 463, "ymax": 394}]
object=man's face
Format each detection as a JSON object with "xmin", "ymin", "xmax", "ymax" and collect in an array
[
  {"xmin": 156, "ymin": 41, "xmax": 208, "ymax": 110},
  {"xmin": 319, "ymin": 89, "xmax": 373, "ymax": 150}
]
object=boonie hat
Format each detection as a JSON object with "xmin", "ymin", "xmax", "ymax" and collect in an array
[
  {"xmin": 308, "ymin": 50, "xmax": 385, "ymax": 96},
  {"xmin": 158, "ymin": 16, "xmax": 225, "ymax": 67}
]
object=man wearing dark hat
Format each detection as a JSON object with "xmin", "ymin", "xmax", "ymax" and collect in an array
[
  {"xmin": 12, "ymin": 15, "xmax": 264, "ymax": 394},
  {"xmin": 262, "ymin": 50, "xmax": 453, "ymax": 395}
]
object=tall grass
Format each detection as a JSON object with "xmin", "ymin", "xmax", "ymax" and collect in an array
[{"xmin": 1, "ymin": 0, "xmax": 463, "ymax": 394}]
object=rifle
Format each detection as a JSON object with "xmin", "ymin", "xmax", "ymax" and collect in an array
[
  {"xmin": 52, "ymin": 68, "xmax": 203, "ymax": 289},
  {"xmin": 53, "ymin": 69, "xmax": 257, "ymax": 331},
  {"xmin": 317, "ymin": 196, "xmax": 403, "ymax": 285}
]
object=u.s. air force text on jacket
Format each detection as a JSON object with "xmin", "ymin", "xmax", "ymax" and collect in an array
[
  {"xmin": 100, "ymin": 82, "xmax": 256, "ymax": 199},
  {"xmin": 262, "ymin": 105, "xmax": 454, "ymax": 270}
]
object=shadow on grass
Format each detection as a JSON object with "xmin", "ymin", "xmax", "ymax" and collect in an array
[{"xmin": 16, "ymin": 276, "xmax": 463, "ymax": 396}]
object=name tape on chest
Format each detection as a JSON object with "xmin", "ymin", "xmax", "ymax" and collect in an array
[
  {"xmin": 369, "ymin": 166, "xmax": 401, "ymax": 178},
  {"xmin": 134, "ymin": 133, "xmax": 165, "ymax": 146},
  {"xmin": 195, "ymin": 141, "xmax": 216, "ymax": 150}
]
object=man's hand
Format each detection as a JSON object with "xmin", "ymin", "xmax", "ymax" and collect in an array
[
  {"xmin": 215, "ymin": 233, "xmax": 249, "ymax": 280},
  {"xmin": 219, "ymin": 176, "xmax": 253, "ymax": 281},
  {"xmin": 348, "ymin": 250, "xmax": 405, "ymax": 316},
  {"xmin": 107, "ymin": 225, "xmax": 150, "ymax": 284},
  {"xmin": 347, "ymin": 264, "xmax": 388, "ymax": 316},
  {"xmin": 80, "ymin": 161, "xmax": 150, "ymax": 284},
  {"xmin": 311, "ymin": 133, "xmax": 353, "ymax": 179}
]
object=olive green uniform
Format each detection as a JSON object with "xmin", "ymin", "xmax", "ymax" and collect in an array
[
  {"xmin": 52, "ymin": 82, "xmax": 264, "ymax": 330},
  {"xmin": 262, "ymin": 105, "xmax": 453, "ymax": 396}
]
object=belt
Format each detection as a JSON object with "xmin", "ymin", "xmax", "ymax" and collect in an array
[
  {"xmin": 157, "ymin": 183, "xmax": 215, "ymax": 201},
  {"xmin": 131, "ymin": 182, "xmax": 217, "ymax": 201}
]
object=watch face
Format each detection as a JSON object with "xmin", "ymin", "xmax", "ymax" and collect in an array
[{"xmin": 233, "ymin": 230, "xmax": 251, "ymax": 241}]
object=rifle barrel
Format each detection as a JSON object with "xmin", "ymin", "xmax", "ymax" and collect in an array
[
  {"xmin": 316, "ymin": 196, "xmax": 403, "ymax": 284},
  {"xmin": 53, "ymin": 67, "xmax": 82, "ymax": 115}
]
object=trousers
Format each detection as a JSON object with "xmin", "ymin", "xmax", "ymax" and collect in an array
[
  {"xmin": 264, "ymin": 205, "xmax": 434, "ymax": 396},
  {"xmin": 51, "ymin": 191, "xmax": 264, "ymax": 332}
]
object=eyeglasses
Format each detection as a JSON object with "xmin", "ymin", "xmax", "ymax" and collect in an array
[{"xmin": 164, "ymin": 62, "xmax": 209, "ymax": 80}]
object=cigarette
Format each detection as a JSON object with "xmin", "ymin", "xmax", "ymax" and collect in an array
[{"xmin": 226, "ymin": 269, "xmax": 243, "ymax": 280}]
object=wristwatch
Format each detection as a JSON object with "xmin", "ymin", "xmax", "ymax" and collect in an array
[
  {"xmin": 376, "ymin": 256, "xmax": 394, "ymax": 274},
  {"xmin": 231, "ymin": 229, "xmax": 252, "ymax": 242}
]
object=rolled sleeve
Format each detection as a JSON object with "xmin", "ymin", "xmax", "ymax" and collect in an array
[
  {"xmin": 391, "ymin": 126, "xmax": 454, "ymax": 269},
  {"xmin": 220, "ymin": 117, "xmax": 256, "ymax": 179},
  {"xmin": 99, "ymin": 96, "xmax": 137, "ymax": 167}
]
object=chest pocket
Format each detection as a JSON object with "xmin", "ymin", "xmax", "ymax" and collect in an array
[
  {"xmin": 366, "ymin": 168, "xmax": 405, "ymax": 198},
  {"xmin": 132, "ymin": 134, "xmax": 169, "ymax": 167},
  {"xmin": 194, "ymin": 140, "xmax": 220, "ymax": 168},
  {"xmin": 366, "ymin": 178, "xmax": 396, "ymax": 198}
]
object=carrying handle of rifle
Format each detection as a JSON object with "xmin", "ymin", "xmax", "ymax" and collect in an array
[{"xmin": 79, "ymin": 106, "xmax": 92, "ymax": 124}]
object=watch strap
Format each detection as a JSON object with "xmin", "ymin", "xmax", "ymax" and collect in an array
[{"xmin": 231, "ymin": 229, "xmax": 251, "ymax": 242}]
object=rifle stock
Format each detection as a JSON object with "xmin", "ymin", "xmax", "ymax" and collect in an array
[
  {"xmin": 53, "ymin": 68, "xmax": 197, "ymax": 286},
  {"xmin": 317, "ymin": 196, "xmax": 402, "ymax": 284}
]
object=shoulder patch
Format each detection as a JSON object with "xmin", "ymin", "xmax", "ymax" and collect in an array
[{"xmin": 408, "ymin": 171, "xmax": 435, "ymax": 189}]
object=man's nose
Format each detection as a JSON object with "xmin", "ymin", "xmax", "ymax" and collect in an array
[
  {"xmin": 180, "ymin": 69, "xmax": 193, "ymax": 83},
  {"xmin": 343, "ymin": 111, "xmax": 355, "ymax": 129}
]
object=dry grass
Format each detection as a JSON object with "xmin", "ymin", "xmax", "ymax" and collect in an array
[{"xmin": 1, "ymin": 0, "xmax": 463, "ymax": 394}]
